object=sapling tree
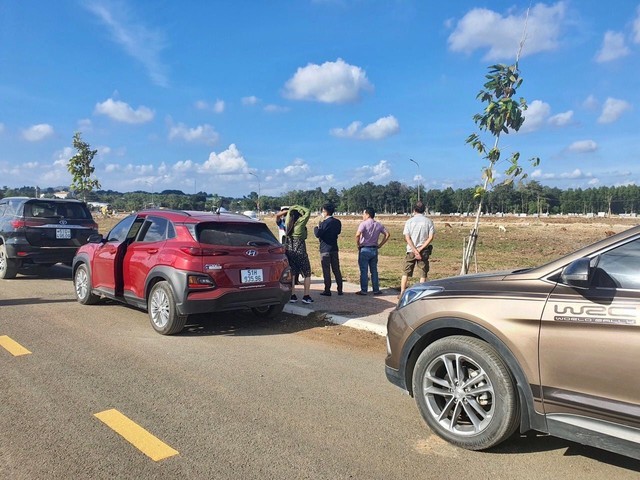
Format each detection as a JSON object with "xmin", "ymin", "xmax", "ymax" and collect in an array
[
  {"xmin": 67, "ymin": 132, "xmax": 101, "ymax": 202},
  {"xmin": 461, "ymin": 56, "xmax": 540, "ymax": 274}
]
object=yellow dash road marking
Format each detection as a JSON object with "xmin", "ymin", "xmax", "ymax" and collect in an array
[
  {"xmin": 0, "ymin": 336, "xmax": 31, "ymax": 356},
  {"xmin": 94, "ymin": 409, "xmax": 179, "ymax": 461}
]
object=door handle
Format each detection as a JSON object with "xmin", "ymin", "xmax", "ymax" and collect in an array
[{"xmin": 146, "ymin": 248, "xmax": 159, "ymax": 254}]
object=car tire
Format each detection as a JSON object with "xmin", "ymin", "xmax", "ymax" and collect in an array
[
  {"xmin": 148, "ymin": 281, "xmax": 187, "ymax": 335},
  {"xmin": 0, "ymin": 244, "xmax": 18, "ymax": 279},
  {"xmin": 74, "ymin": 264, "xmax": 100, "ymax": 305},
  {"xmin": 251, "ymin": 303, "xmax": 285, "ymax": 319},
  {"xmin": 412, "ymin": 335, "xmax": 519, "ymax": 451}
]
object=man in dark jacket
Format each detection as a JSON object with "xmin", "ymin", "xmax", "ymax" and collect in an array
[{"xmin": 313, "ymin": 203, "xmax": 344, "ymax": 296}]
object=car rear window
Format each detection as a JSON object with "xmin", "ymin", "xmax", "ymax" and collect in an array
[
  {"xmin": 24, "ymin": 201, "xmax": 91, "ymax": 219},
  {"xmin": 196, "ymin": 222, "xmax": 278, "ymax": 247}
]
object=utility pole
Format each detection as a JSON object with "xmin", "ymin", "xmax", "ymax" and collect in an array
[{"xmin": 409, "ymin": 158, "xmax": 420, "ymax": 202}]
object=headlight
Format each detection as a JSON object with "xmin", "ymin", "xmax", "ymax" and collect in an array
[{"xmin": 398, "ymin": 285, "xmax": 444, "ymax": 308}]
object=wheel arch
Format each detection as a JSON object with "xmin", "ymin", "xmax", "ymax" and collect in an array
[
  {"xmin": 143, "ymin": 266, "xmax": 187, "ymax": 306},
  {"xmin": 402, "ymin": 317, "xmax": 545, "ymax": 434}
]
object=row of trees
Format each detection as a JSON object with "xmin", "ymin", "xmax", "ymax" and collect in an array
[{"xmin": 2, "ymin": 181, "xmax": 639, "ymax": 216}]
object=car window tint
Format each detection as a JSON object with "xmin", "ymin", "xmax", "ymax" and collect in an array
[
  {"xmin": 23, "ymin": 201, "xmax": 90, "ymax": 219},
  {"xmin": 56, "ymin": 203, "xmax": 90, "ymax": 219},
  {"xmin": 140, "ymin": 216, "xmax": 168, "ymax": 242},
  {"xmin": 106, "ymin": 215, "xmax": 137, "ymax": 242},
  {"xmin": 591, "ymin": 238, "xmax": 640, "ymax": 290},
  {"xmin": 197, "ymin": 222, "xmax": 278, "ymax": 247}
]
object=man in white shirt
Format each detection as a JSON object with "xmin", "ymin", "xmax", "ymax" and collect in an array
[{"xmin": 400, "ymin": 201, "xmax": 435, "ymax": 295}]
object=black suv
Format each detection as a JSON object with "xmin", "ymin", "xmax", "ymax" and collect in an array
[{"xmin": 0, "ymin": 197, "xmax": 98, "ymax": 279}]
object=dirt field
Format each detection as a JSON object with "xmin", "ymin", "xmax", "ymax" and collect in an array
[{"xmin": 96, "ymin": 213, "xmax": 639, "ymax": 289}]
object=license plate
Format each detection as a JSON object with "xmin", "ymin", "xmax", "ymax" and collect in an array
[
  {"xmin": 56, "ymin": 228, "xmax": 71, "ymax": 239},
  {"xmin": 241, "ymin": 268, "xmax": 263, "ymax": 283}
]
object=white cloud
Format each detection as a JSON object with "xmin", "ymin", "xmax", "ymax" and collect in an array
[
  {"xmin": 548, "ymin": 110, "xmax": 573, "ymax": 127},
  {"xmin": 568, "ymin": 140, "xmax": 598, "ymax": 153},
  {"xmin": 105, "ymin": 164, "xmax": 120, "ymax": 173},
  {"xmin": 168, "ymin": 122, "xmax": 219, "ymax": 145},
  {"xmin": 283, "ymin": 158, "xmax": 311, "ymax": 177},
  {"xmin": 531, "ymin": 168, "xmax": 594, "ymax": 180},
  {"xmin": 196, "ymin": 99, "xmax": 225, "ymax": 113},
  {"xmin": 634, "ymin": 6, "xmax": 640, "ymax": 43},
  {"xmin": 95, "ymin": 98, "xmax": 154, "ymax": 124},
  {"xmin": 200, "ymin": 144, "xmax": 248, "ymax": 174},
  {"xmin": 77, "ymin": 118, "xmax": 92, "ymax": 130},
  {"xmin": 598, "ymin": 97, "xmax": 631, "ymax": 124},
  {"xmin": 521, "ymin": 100, "xmax": 550, "ymax": 133},
  {"xmin": 331, "ymin": 115, "xmax": 399, "ymax": 140},
  {"xmin": 97, "ymin": 145, "xmax": 111, "ymax": 155},
  {"xmin": 242, "ymin": 96, "xmax": 260, "ymax": 106},
  {"xmin": 213, "ymin": 100, "xmax": 225, "ymax": 113},
  {"xmin": 22, "ymin": 123, "xmax": 54, "ymax": 142},
  {"xmin": 84, "ymin": 1, "xmax": 169, "ymax": 87},
  {"xmin": 283, "ymin": 58, "xmax": 373, "ymax": 104},
  {"xmin": 588, "ymin": 178, "xmax": 600, "ymax": 186},
  {"xmin": 355, "ymin": 160, "xmax": 391, "ymax": 182},
  {"xmin": 264, "ymin": 104, "xmax": 289, "ymax": 113},
  {"xmin": 173, "ymin": 159, "xmax": 195, "ymax": 172},
  {"xmin": 583, "ymin": 94, "xmax": 598, "ymax": 110},
  {"xmin": 595, "ymin": 31, "xmax": 630, "ymax": 63},
  {"xmin": 447, "ymin": 2, "xmax": 566, "ymax": 60}
]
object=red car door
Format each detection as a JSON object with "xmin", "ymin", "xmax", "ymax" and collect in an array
[
  {"xmin": 91, "ymin": 215, "xmax": 144, "ymax": 294},
  {"xmin": 122, "ymin": 216, "xmax": 172, "ymax": 300}
]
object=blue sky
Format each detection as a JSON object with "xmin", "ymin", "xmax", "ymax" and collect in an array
[{"xmin": 1, "ymin": 1, "xmax": 638, "ymax": 197}]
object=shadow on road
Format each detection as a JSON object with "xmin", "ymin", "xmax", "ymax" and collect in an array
[
  {"xmin": 0, "ymin": 297, "xmax": 76, "ymax": 306},
  {"xmin": 16, "ymin": 264, "xmax": 72, "ymax": 281},
  {"xmin": 179, "ymin": 310, "xmax": 331, "ymax": 337},
  {"xmin": 491, "ymin": 431, "xmax": 640, "ymax": 472}
]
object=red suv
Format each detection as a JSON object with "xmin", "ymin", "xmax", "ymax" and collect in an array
[{"xmin": 72, "ymin": 209, "xmax": 292, "ymax": 334}]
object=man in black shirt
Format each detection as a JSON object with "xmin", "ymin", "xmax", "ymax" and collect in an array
[{"xmin": 313, "ymin": 203, "xmax": 344, "ymax": 296}]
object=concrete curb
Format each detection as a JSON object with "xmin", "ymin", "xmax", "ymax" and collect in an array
[{"xmin": 283, "ymin": 303, "xmax": 387, "ymax": 337}]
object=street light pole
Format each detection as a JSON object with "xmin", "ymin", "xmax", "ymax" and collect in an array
[
  {"xmin": 249, "ymin": 172, "xmax": 261, "ymax": 217},
  {"xmin": 409, "ymin": 158, "xmax": 420, "ymax": 202}
]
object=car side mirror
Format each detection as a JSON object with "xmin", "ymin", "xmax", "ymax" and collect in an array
[
  {"xmin": 561, "ymin": 257, "xmax": 591, "ymax": 287},
  {"xmin": 88, "ymin": 233, "xmax": 104, "ymax": 244}
]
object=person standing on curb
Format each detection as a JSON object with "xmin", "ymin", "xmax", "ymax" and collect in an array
[
  {"xmin": 400, "ymin": 201, "xmax": 435, "ymax": 296},
  {"xmin": 313, "ymin": 203, "xmax": 343, "ymax": 296},
  {"xmin": 276, "ymin": 205, "xmax": 313, "ymax": 304},
  {"xmin": 355, "ymin": 207, "xmax": 390, "ymax": 296}
]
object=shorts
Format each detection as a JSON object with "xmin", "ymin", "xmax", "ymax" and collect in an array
[
  {"xmin": 284, "ymin": 237, "xmax": 312, "ymax": 277},
  {"xmin": 403, "ymin": 251, "xmax": 430, "ymax": 277}
]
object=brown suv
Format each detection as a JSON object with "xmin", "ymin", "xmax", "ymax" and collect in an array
[{"xmin": 386, "ymin": 225, "xmax": 640, "ymax": 460}]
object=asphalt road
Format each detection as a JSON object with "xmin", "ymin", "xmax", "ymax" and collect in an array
[{"xmin": 1, "ymin": 265, "xmax": 640, "ymax": 479}]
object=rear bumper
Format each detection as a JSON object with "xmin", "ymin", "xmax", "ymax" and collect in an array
[
  {"xmin": 178, "ymin": 284, "xmax": 292, "ymax": 315},
  {"xmin": 4, "ymin": 240, "xmax": 78, "ymax": 265}
]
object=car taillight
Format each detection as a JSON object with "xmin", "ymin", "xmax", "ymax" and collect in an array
[
  {"xmin": 280, "ymin": 267, "xmax": 292, "ymax": 284},
  {"xmin": 10, "ymin": 219, "xmax": 26, "ymax": 229},
  {"xmin": 269, "ymin": 246, "xmax": 286, "ymax": 254},
  {"xmin": 187, "ymin": 275, "xmax": 216, "ymax": 289},
  {"xmin": 180, "ymin": 247, "xmax": 229, "ymax": 256}
]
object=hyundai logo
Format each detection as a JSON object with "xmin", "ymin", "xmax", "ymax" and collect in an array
[
  {"xmin": 245, "ymin": 250, "xmax": 258, "ymax": 257},
  {"xmin": 59, "ymin": 219, "xmax": 68, "ymax": 225}
]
